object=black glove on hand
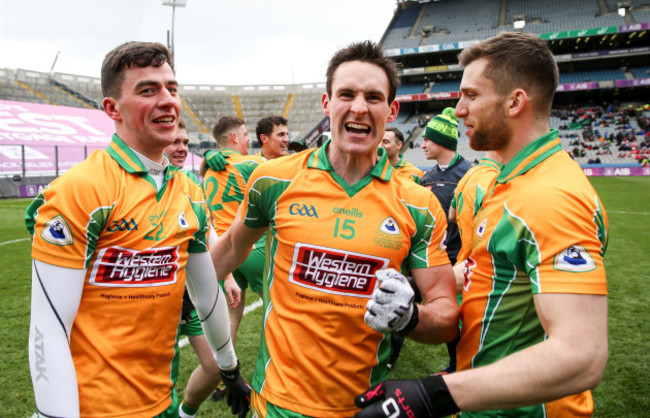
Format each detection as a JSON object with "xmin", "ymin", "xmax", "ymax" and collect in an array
[
  {"xmin": 354, "ymin": 375, "xmax": 459, "ymax": 418},
  {"xmin": 203, "ymin": 149, "xmax": 229, "ymax": 171},
  {"xmin": 220, "ymin": 362, "xmax": 251, "ymax": 418}
]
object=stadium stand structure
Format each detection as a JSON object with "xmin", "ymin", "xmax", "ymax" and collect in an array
[
  {"xmin": 2, "ymin": 0, "xmax": 650, "ymax": 180},
  {"xmin": 381, "ymin": 0, "xmax": 650, "ymax": 170}
]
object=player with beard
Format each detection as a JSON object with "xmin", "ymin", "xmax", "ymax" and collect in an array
[{"xmin": 355, "ymin": 31, "xmax": 608, "ymax": 418}]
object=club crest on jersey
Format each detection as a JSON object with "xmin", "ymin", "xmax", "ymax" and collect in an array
[
  {"xmin": 379, "ymin": 217, "xmax": 400, "ymax": 235},
  {"xmin": 41, "ymin": 215, "xmax": 73, "ymax": 246},
  {"xmin": 178, "ymin": 211, "xmax": 190, "ymax": 229},
  {"xmin": 553, "ymin": 245, "xmax": 596, "ymax": 272},
  {"xmin": 438, "ymin": 230, "xmax": 448, "ymax": 250},
  {"xmin": 288, "ymin": 243, "xmax": 388, "ymax": 297},
  {"xmin": 476, "ymin": 219, "xmax": 487, "ymax": 238}
]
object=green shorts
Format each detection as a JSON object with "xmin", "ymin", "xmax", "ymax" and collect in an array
[
  {"xmin": 231, "ymin": 247, "xmax": 265, "ymax": 294},
  {"xmin": 179, "ymin": 309, "xmax": 203, "ymax": 337}
]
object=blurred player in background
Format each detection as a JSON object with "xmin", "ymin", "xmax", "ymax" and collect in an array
[
  {"xmin": 256, "ymin": 115, "xmax": 290, "ymax": 159},
  {"xmin": 420, "ymin": 107, "xmax": 475, "ymax": 374},
  {"xmin": 378, "ymin": 126, "xmax": 424, "ymax": 371},
  {"xmin": 355, "ymin": 31, "xmax": 608, "ymax": 418},
  {"xmin": 25, "ymin": 41, "xmax": 250, "ymax": 418},
  {"xmin": 164, "ymin": 118, "xmax": 236, "ymax": 418},
  {"xmin": 210, "ymin": 40, "xmax": 459, "ymax": 417},
  {"xmin": 202, "ymin": 116, "xmax": 266, "ymax": 348},
  {"xmin": 380, "ymin": 126, "xmax": 423, "ymax": 183}
]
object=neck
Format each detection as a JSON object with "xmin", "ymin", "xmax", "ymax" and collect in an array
[
  {"xmin": 498, "ymin": 116, "xmax": 551, "ymax": 165},
  {"xmin": 436, "ymin": 149, "xmax": 456, "ymax": 166},
  {"xmin": 327, "ymin": 144, "xmax": 377, "ymax": 186},
  {"xmin": 118, "ymin": 132, "xmax": 165, "ymax": 164},
  {"xmin": 389, "ymin": 154, "xmax": 400, "ymax": 167}
]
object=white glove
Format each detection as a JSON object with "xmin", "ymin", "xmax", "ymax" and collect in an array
[{"xmin": 365, "ymin": 268, "xmax": 415, "ymax": 334}]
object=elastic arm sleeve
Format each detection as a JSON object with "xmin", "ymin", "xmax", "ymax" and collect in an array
[
  {"xmin": 29, "ymin": 259, "xmax": 85, "ymax": 417},
  {"xmin": 185, "ymin": 251, "xmax": 238, "ymax": 370}
]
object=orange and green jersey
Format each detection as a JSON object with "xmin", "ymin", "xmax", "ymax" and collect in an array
[
  {"xmin": 395, "ymin": 155, "xmax": 424, "ymax": 183},
  {"xmin": 26, "ymin": 135, "xmax": 209, "ymax": 418},
  {"xmin": 241, "ymin": 141, "xmax": 450, "ymax": 417},
  {"xmin": 451, "ymin": 157, "xmax": 500, "ymax": 263},
  {"xmin": 203, "ymin": 149, "xmax": 266, "ymax": 249},
  {"xmin": 457, "ymin": 131, "xmax": 608, "ymax": 417}
]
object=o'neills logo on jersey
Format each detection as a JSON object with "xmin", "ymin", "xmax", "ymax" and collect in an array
[
  {"xmin": 288, "ymin": 243, "xmax": 388, "ymax": 297},
  {"xmin": 89, "ymin": 246, "xmax": 179, "ymax": 287}
]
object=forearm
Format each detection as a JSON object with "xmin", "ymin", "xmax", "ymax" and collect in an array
[
  {"xmin": 30, "ymin": 260, "xmax": 84, "ymax": 417},
  {"xmin": 210, "ymin": 228, "xmax": 252, "ymax": 280},
  {"xmin": 185, "ymin": 252, "xmax": 238, "ymax": 371},
  {"xmin": 409, "ymin": 265, "xmax": 459, "ymax": 344},
  {"xmin": 445, "ymin": 294, "xmax": 608, "ymax": 411},
  {"xmin": 445, "ymin": 335, "xmax": 605, "ymax": 411},
  {"xmin": 408, "ymin": 296, "xmax": 459, "ymax": 344}
]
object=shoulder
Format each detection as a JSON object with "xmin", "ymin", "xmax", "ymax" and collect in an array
[
  {"xmin": 49, "ymin": 150, "xmax": 115, "ymax": 192},
  {"xmin": 250, "ymin": 150, "xmax": 310, "ymax": 179}
]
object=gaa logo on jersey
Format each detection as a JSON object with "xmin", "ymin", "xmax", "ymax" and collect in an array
[
  {"xmin": 288, "ymin": 243, "xmax": 388, "ymax": 297},
  {"xmin": 553, "ymin": 245, "xmax": 596, "ymax": 272},
  {"xmin": 89, "ymin": 246, "xmax": 179, "ymax": 287}
]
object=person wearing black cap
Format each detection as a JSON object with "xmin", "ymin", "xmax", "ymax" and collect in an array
[{"xmin": 420, "ymin": 107, "xmax": 475, "ymax": 373}]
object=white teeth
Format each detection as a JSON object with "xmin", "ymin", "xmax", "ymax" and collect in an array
[
  {"xmin": 156, "ymin": 117, "xmax": 173, "ymax": 123},
  {"xmin": 346, "ymin": 122, "xmax": 368, "ymax": 130}
]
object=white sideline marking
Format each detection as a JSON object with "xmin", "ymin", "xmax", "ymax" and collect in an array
[
  {"xmin": 0, "ymin": 237, "xmax": 29, "ymax": 246},
  {"xmin": 609, "ymin": 210, "xmax": 650, "ymax": 216},
  {"xmin": 179, "ymin": 298, "xmax": 263, "ymax": 348}
]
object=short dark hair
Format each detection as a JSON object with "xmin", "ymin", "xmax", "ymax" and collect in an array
[
  {"xmin": 326, "ymin": 41, "xmax": 400, "ymax": 104},
  {"xmin": 385, "ymin": 127, "xmax": 404, "ymax": 144},
  {"xmin": 101, "ymin": 41, "xmax": 173, "ymax": 99},
  {"xmin": 256, "ymin": 116, "xmax": 288, "ymax": 140},
  {"xmin": 212, "ymin": 116, "xmax": 245, "ymax": 148},
  {"xmin": 178, "ymin": 118, "xmax": 186, "ymax": 130},
  {"xmin": 458, "ymin": 31, "xmax": 558, "ymax": 114}
]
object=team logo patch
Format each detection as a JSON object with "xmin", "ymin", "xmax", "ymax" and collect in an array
[
  {"xmin": 438, "ymin": 230, "xmax": 448, "ymax": 250},
  {"xmin": 288, "ymin": 243, "xmax": 388, "ymax": 297},
  {"xmin": 178, "ymin": 211, "xmax": 190, "ymax": 229},
  {"xmin": 553, "ymin": 245, "xmax": 596, "ymax": 272},
  {"xmin": 476, "ymin": 219, "xmax": 487, "ymax": 238},
  {"xmin": 89, "ymin": 246, "xmax": 179, "ymax": 287},
  {"xmin": 41, "ymin": 215, "xmax": 73, "ymax": 246},
  {"xmin": 379, "ymin": 217, "xmax": 400, "ymax": 235}
]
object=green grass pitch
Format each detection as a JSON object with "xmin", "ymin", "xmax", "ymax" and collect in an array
[{"xmin": 1, "ymin": 176, "xmax": 648, "ymax": 416}]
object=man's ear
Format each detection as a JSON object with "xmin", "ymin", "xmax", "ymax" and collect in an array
[
  {"xmin": 103, "ymin": 97, "xmax": 121, "ymax": 121},
  {"xmin": 322, "ymin": 93, "xmax": 330, "ymax": 117},
  {"xmin": 259, "ymin": 134, "xmax": 269, "ymax": 145},
  {"xmin": 507, "ymin": 89, "xmax": 527, "ymax": 117},
  {"xmin": 387, "ymin": 100, "xmax": 400, "ymax": 123}
]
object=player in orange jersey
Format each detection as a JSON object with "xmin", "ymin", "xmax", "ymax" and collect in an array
[
  {"xmin": 26, "ymin": 41, "xmax": 249, "ymax": 418},
  {"xmin": 210, "ymin": 40, "xmax": 459, "ymax": 417},
  {"xmin": 355, "ymin": 31, "xmax": 608, "ymax": 418}
]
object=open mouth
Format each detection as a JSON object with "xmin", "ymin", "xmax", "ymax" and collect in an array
[
  {"xmin": 345, "ymin": 122, "xmax": 370, "ymax": 136},
  {"xmin": 154, "ymin": 116, "xmax": 175, "ymax": 126}
]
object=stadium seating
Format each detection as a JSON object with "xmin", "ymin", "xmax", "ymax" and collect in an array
[{"xmin": 3, "ymin": 0, "xmax": 650, "ymax": 176}]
